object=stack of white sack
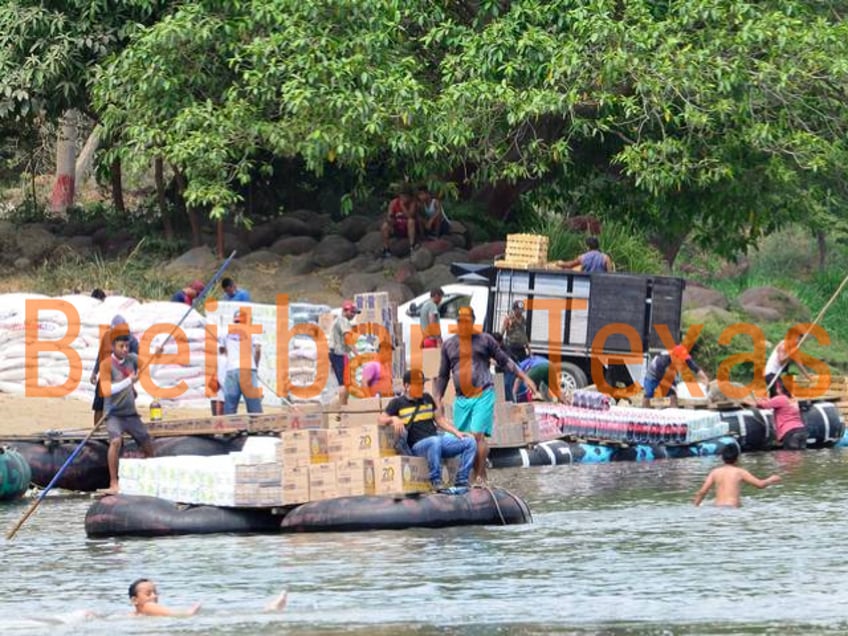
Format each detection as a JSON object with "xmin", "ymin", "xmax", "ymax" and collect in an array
[{"xmin": 0, "ymin": 292, "xmax": 210, "ymax": 409}]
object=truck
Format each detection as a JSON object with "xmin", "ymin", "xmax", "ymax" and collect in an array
[{"xmin": 399, "ymin": 262, "xmax": 686, "ymax": 394}]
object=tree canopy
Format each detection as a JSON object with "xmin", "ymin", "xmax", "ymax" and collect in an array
[{"xmin": 6, "ymin": 1, "xmax": 848, "ymax": 262}]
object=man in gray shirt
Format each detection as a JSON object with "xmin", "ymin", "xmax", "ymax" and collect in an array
[
  {"xmin": 103, "ymin": 329, "xmax": 154, "ymax": 493},
  {"xmin": 419, "ymin": 287, "xmax": 443, "ymax": 348}
]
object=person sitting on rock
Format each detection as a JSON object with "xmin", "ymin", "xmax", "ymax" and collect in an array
[
  {"xmin": 555, "ymin": 236, "xmax": 612, "ymax": 273},
  {"xmin": 380, "ymin": 368, "xmax": 476, "ymax": 493},
  {"xmin": 380, "ymin": 189, "xmax": 418, "ymax": 257},
  {"xmin": 416, "ymin": 186, "xmax": 450, "ymax": 238}
]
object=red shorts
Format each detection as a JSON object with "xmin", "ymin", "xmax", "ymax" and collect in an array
[
  {"xmin": 422, "ymin": 336, "xmax": 440, "ymax": 349},
  {"xmin": 392, "ymin": 215, "xmax": 409, "ymax": 237}
]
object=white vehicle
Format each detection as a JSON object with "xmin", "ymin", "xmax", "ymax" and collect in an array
[{"xmin": 398, "ymin": 283, "xmax": 489, "ymax": 361}]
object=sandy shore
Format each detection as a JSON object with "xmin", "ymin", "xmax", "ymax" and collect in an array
[{"xmin": 0, "ymin": 393, "xmax": 210, "ymax": 437}]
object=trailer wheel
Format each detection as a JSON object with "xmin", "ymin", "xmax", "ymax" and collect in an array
[{"xmin": 558, "ymin": 362, "xmax": 588, "ymax": 392}]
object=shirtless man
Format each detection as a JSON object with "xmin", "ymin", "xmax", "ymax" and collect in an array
[{"xmin": 693, "ymin": 444, "xmax": 780, "ymax": 507}]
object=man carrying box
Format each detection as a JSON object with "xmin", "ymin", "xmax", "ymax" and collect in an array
[{"xmin": 380, "ymin": 369, "xmax": 476, "ymax": 494}]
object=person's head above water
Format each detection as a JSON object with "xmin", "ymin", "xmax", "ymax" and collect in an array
[
  {"xmin": 721, "ymin": 443, "xmax": 740, "ymax": 464},
  {"xmin": 128, "ymin": 578, "xmax": 156, "ymax": 603}
]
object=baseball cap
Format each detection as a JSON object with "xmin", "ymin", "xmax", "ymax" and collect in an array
[
  {"xmin": 512, "ymin": 300, "xmax": 525, "ymax": 311},
  {"xmin": 110, "ymin": 314, "xmax": 127, "ymax": 328},
  {"xmin": 671, "ymin": 344, "xmax": 690, "ymax": 361},
  {"xmin": 342, "ymin": 300, "xmax": 361, "ymax": 314}
]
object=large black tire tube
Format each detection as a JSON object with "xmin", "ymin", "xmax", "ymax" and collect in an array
[{"xmin": 280, "ymin": 487, "xmax": 532, "ymax": 532}]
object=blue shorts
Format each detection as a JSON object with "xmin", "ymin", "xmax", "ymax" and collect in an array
[
  {"xmin": 453, "ymin": 387, "xmax": 496, "ymax": 437},
  {"xmin": 643, "ymin": 376, "xmax": 675, "ymax": 399}
]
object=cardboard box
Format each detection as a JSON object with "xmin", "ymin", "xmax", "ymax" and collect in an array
[
  {"xmin": 523, "ymin": 418, "xmax": 541, "ymax": 444},
  {"xmin": 231, "ymin": 483, "xmax": 284, "ymax": 507},
  {"xmin": 281, "ymin": 465, "xmax": 310, "ymax": 505},
  {"xmin": 328, "ymin": 425, "xmax": 398, "ymax": 461},
  {"xmin": 421, "ymin": 348, "xmax": 441, "ymax": 379},
  {"xmin": 337, "ymin": 411, "xmax": 382, "ymax": 427},
  {"xmin": 341, "ymin": 397, "xmax": 383, "ymax": 412},
  {"xmin": 234, "ymin": 462, "xmax": 282, "ymax": 483},
  {"xmin": 308, "ymin": 462, "xmax": 338, "ymax": 501},
  {"xmin": 374, "ymin": 456, "xmax": 431, "ymax": 495},
  {"xmin": 335, "ymin": 458, "xmax": 376, "ymax": 497},
  {"xmin": 279, "ymin": 429, "xmax": 330, "ymax": 465},
  {"xmin": 288, "ymin": 404, "xmax": 328, "ymax": 430}
]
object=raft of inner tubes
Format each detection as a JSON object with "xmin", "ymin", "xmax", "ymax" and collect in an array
[
  {"xmin": 1, "ymin": 435, "xmax": 243, "ymax": 492},
  {"xmin": 490, "ymin": 401, "xmax": 845, "ymax": 468},
  {"xmin": 84, "ymin": 487, "xmax": 531, "ymax": 538},
  {"xmin": 0, "ymin": 447, "xmax": 31, "ymax": 501}
]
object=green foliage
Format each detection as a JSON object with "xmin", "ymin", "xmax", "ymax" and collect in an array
[
  {"xmin": 32, "ymin": 244, "xmax": 179, "ymax": 300},
  {"xmin": 448, "ymin": 200, "xmax": 508, "ymax": 243},
  {"xmin": 3, "ymin": 196, "xmax": 52, "ymax": 225}
]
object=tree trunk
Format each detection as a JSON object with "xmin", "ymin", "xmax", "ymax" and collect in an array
[
  {"xmin": 155, "ymin": 157, "xmax": 174, "ymax": 240},
  {"xmin": 816, "ymin": 230, "xmax": 827, "ymax": 272},
  {"xmin": 217, "ymin": 218, "xmax": 224, "ymax": 258},
  {"xmin": 110, "ymin": 157, "xmax": 125, "ymax": 212},
  {"xmin": 50, "ymin": 110, "xmax": 78, "ymax": 215},
  {"xmin": 74, "ymin": 124, "xmax": 101, "ymax": 188},
  {"xmin": 174, "ymin": 170, "xmax": 202, "ymax": 246}
]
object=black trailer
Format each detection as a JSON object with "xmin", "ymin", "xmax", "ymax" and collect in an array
[{"xmin": 451, "ymin": 263, "xmax": 686, "ymax": 391}]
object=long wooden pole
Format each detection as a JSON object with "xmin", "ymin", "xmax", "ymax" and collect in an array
[{"xmin": 5, "ymin": 251, "xmax": 237, "ymax": 541}]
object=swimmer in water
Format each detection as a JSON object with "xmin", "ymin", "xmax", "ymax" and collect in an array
[
  {"xmin": 129, "ymin": 578, "xmax": 288, "ymax": 617},
  {"xmin": 693, "ymin": 444, "xmax": 781, "ymax": 507}
]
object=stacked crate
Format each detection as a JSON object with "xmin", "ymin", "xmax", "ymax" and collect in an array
[
  {"xmin": 354, "ymin": 291, "xmax": 406, "ymax": 384},
  {"xmin": 494, "ymin": 233, "xmax": 549, "ymax": 269}
]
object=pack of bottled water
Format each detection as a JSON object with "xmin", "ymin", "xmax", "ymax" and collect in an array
[
  {"xmin": 571, "ymin": 390, "xmax": 611, "ymax": 410},
  {"xmin": 535, "ymin": 403, "xmax": 728, "ymax": 444}
]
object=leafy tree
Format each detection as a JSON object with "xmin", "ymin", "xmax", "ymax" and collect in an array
[{"xmin": 88, "ymin": 1, "xmax": 848, "ymax": 262}]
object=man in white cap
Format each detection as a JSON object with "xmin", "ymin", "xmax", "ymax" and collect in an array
[
  {"xmin": 222, "ymin": 308, "xmax": 262, "ymax": 414},
  {"xmin": 330, "ymin": 300, "xmax": 360, "ymax": 405}
]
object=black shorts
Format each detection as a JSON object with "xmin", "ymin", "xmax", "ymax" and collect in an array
[
  {"xmin": 781, "ymin": 427, "xmax": 807, "ymax": 451},
  {"xmin": 106, "ymin": 414, "xmax": 152, "ymax": 446}
]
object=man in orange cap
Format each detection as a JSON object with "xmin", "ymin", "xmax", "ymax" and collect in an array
[{"xmin": 642, "ymin": 345, "xmax": 709, "ymax": 408}]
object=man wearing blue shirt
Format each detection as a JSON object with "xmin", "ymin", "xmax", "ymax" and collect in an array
[{"xmin": 222, "ymin": 277, "xmax": 251, "ymax": 302}]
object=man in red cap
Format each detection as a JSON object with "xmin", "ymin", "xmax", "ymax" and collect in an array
[
  {"xmin": 170, "ymin": 280, "xmax": 205, "ymax": 305},
  {"xmin": 642, "ymin": 345, "xmax": 709, "ymax": 408},
  {"xmin": 330, "ymin": 300, "xmax": 360, "ymax": 405}
]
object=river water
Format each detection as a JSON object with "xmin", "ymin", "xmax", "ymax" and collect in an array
[{"xmin": 1, "ymin": 448, "xmax": 846, "ymax": 635}]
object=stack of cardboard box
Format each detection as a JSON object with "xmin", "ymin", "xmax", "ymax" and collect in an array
[{"xmin": 354, "ymin": 291, "xmax": 406, "ymax": 385}]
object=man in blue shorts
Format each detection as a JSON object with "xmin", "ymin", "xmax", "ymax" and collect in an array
[{"xmin": 433, "ymin": 307, "xmax": 540, "ymax": 484}]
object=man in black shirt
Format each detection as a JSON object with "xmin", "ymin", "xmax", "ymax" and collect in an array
[{"xmin": 380, "ymin": 369, "xmax": 476, "ymax": 493}]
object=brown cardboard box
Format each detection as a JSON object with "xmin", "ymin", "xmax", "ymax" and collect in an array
[
  {"xmin": 341, "ymin": 397, "xmax": 382, "ymax": 412},
  {"xmin": 289, "ymin": 404, "xmax": 328, "ymax": 430},
  {"xmin": 337, "ymin": 411, "xmax": 382, "ymax": 427},
  {"xmin": 523, "ymin": 417, "xmax": 541, "ymax": 445},
  {"xmin": 308, "ymin": 462, "xmax": 338, "ymax": 501},
  {"xmin": 281, "ymin": 465, "xmax": 310, "ymax": 505},
  {"xmin": 279, "ymin": 429, "xmax": 330, "ymax": 465},
  {"xmin": 232, "ymin": 483, "xmax": 284, "ymax": 507},
  {"xmin": 374, "ymin": 455, "xmax": 431, "ymax": 495},
  {"xmin": 327, "ymin": 425, "xmax": 397, "ymax": 461},
  {"xmin": 335, "ymin": 458, "xmax": 376, "ymax": 497},
  {"xmin": 421, "ymin": 348, "xmax": 441, "ymax": 379},
  {"xmin": 493, "ymin": 373, "xmax": 506, "ymax": 403}
]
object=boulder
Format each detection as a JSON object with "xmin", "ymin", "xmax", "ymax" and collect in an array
[
  {"xmin": 246, "ymin": 221, "xmax": 279, "ymax": 250},
  {"xmin": 334, "ymin": 215, "xmax": 372, "ymax": 242},
  {"xmin": 270, "ymin": 236, "xmax": 318, "ymax": 256},
  {"xmin": 13, "ymin": 257, "xmax": 31, "ymax": 270},
  {"xmin": 467, "ymin": 241, "xmax": 506, "ymax": 263},
  {"xmin": 446, "ymin": 233, "xmax": 468, "ymax": 249},
  {"xmin": 417, "ymin": 264, "xmax": 456, "ymax": 291},
  {"xmin": 434, "ymin": 248, "xmax": 470, "ymax": 266},
  {"xmin": 389, "ymin": 237, "xmax": 412, "ymax": 258},
  {"xmin": 380, "ymin": 281, "xmax": 415, "ymax": 305},
  {"xmin": 273, "ymin": 216, "xmax": 318, "ymax": 238},
  {"xmin": 356, "ymin": 230, "xmax": 384, "ymax": 256},
  {"xmin": 16, "ymin": 225, "xmax": 58, "ymax": 262},
  {"xmin": 312, "ymin": 235, "xmax": 358, "ymax": 268},
  {"xmin": 221, "ymin": 232, "xmax": 251, "ymax": 257},
  {"xmin": 237, "ymin": 250, "xmax": 282, "ymax": 266},
  {"xmin": 409, "ymin": 246, "xmax": 435, "ymax": 271},
  {"xmin": 683, "ymin": 284, "xmax": 729, "ymax": 311},
  {"xmin": 288, "ymin": 254, "xmax": 318, "ymax": 276},
  {"xmin": 285, "ymin": 209, "xmax": 329, "ymax": 237},
  {"xmin": 419, "ymin": 237, "xmax": 453, "ymax": 257},
  {"xmin": 163, "ymin": 247, "xmax": 218, "ymax": 275},
  {"xmin": 65, "ymin": 235, "xmax": 95, "ymax": 258},
  {"xmin": 738, "ymin": 286, "xmax": 809, "ymax": 322},
  {"xmin": 340, "ymin": 272, "xmax": 387, "ymax": 297},
  {"xmin": 393, "ymin": 262, "xmax": 424, "ymax": 294}
]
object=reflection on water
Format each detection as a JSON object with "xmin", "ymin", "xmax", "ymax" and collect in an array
[{"xmin": 2, "ymin": 450, "xmax": 848, "ymax": 634}]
